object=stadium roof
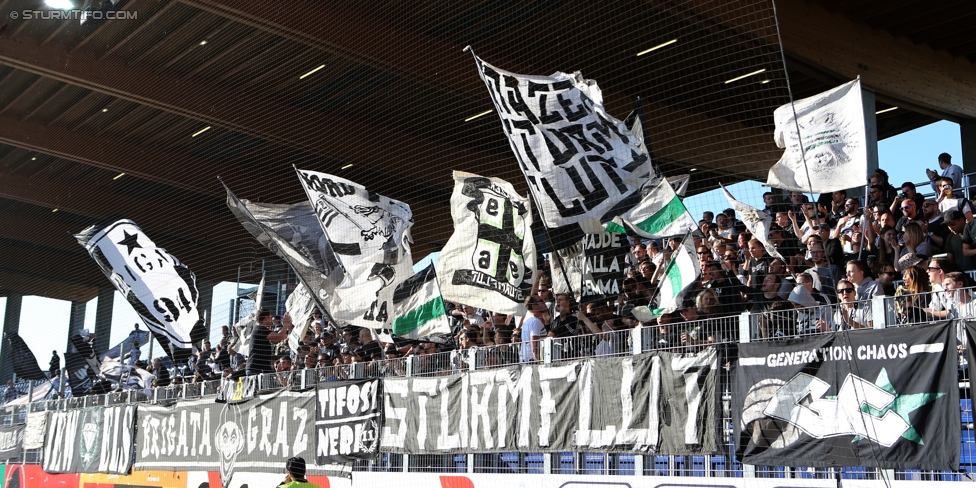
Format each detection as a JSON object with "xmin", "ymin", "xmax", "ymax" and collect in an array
[{"xmin": 0, "ymin": 0, "xmax": 974, "ymax": 302}]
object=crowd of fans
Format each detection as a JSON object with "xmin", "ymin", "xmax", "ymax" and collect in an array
[{"xmin": 5, "ymin": 155, "xmax": 974, "ymax": 404}]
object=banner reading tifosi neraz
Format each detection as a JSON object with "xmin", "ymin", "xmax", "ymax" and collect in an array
[
  {"xmin": 381, "ymin": 348, "xmax": 719, "ymax": 454},
  {"xmin": 134, "ymin": 390, "xmax": 351, "ymax": 485},
  {"xmin": 734, "ymin": 321, "xmax": 959, "ymax": 470},
  {"xmin": 42, "ymin": 405, "xmax": 136, "ymax": 474}
]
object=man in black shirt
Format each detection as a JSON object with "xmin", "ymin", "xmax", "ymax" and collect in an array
[{"xmin": 246, "ymin": 308, "xmax": 291, "ymax": 376}]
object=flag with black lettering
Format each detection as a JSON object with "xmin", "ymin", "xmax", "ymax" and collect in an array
[
  {"xmin": 471, "ymin": 52, "xmax": 651, "ymax": 249},
  {"xmin": 392, "ymin": 263, "xmax": 451, "ymax": 339},
  {"xmin": 437, "ymin": 171, "xmax": 536, "ymax": 315},
  {"xmin": 734, "ymin": 321, "xmax": 959, "ymax": 470},
  {"xmin": 296, "ymin": 169, "xmax": 414, "ymax": 329},
  {"xmin": 76, "ymin": 219, "xmax": 208, "ymax": 363},
  {"xmin": 5, "ymin": 333, "xmax": 47, "ymax": 381}
]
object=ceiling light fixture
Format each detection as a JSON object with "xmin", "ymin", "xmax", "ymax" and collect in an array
[
  {"xmin": 724, "ymin": 68, "xmax": 766, "ymax": 84},
  {"xmin": 636, "ymin": 39, "xmax": 678, "ymax": 56},
  {"xmin": 875, "ymin": 106, "xmax": 898, "ymax": 115},
  {"xmin": 341, "ymin": 164, "xmax": 354, "ymax": 170},
  {"xmin": 191, "ymin": 126, "xmax": 211, "ymax": 137},
  {"xmin": 464, "ymin": 110, "xmax": 493, "ymax": 122},
  {"xmin": 760, "ymin": 80, "xmax": 770, "ymax": 84},
  {"xmin": 31, "ymin": 157, "xmax": 36, "ymax": 160},
  {"xmin": 102, "ymin": 108, "xmax": 109, "ymax": 112},
  {"xmin": 44, "ymin": 0, "xmax": 73, "ymax": 9},
  {"xmin": 199, "ymin": 40, "xmax": 208, "ymax": 46},
  {"xmin": 690, "ymin": 168, "xmax": 698, "ymax": 172},
  {"xmin": 51, "ymin": 208, "xmax": 58, "ymax": 213},
  {"xmin": 299, "ymin": 64, "xmax": 326, "ymax": 80},
  {"xmin": 113, "ymin": 172, "xmax": 125, "ymax": 180}
]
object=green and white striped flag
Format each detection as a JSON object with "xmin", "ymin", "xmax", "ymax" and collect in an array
[
  {"xmin": 605, "ymin": 176, "xmax": 697, "ymax": 238},
  {"xmin": 632, "ymin": 235, "xmax": 701, "ymax": 322},
  {"xmin": 392, "ymin": 263, "xmax": 451, "ymax": 338}
]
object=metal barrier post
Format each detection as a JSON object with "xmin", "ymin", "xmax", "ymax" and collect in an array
[
  {"xmin": 631, "ymin": 327, "xmax": 642, "ymax": 355},
  {"xmin": 542, "ymin": 337, "xmax": 553, "ymax": 364},
  {"xmin": 872, "ymin": 296, "xmax": 889, "ymax": 329},
  {"xmin": 738, "ymin": 311, "xmax": 751, "ymax": 344}
]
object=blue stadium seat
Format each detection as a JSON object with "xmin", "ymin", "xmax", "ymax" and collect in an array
[
  {"xmin": 525, "ymin": 453, "xmax": 544, "ymax": 474},
  {"xmin": 583, "ymin": 453, "xmax": 605, "ymax": 475}
]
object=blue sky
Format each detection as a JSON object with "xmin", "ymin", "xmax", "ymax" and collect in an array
[{"xmin": 0, "ymin": 120, "xmax": 965, "ymax": 370}]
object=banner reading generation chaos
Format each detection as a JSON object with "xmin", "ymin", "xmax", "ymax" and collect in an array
[
  {"xmin": 734, "ymin": 321, "xmax": 959, "ymax": 470},
  {"xmin": 381, "ymin": 348, "xmax": 719, "ymax": 454}
]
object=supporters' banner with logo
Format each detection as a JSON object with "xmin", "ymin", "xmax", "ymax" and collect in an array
[
  {"xmin": 438, "ymin": 171, "xmax": 536, "ymax": 314},
  {"xmin": 392, "ymin": 264, "xmax": 451, "ymax": 339},
  {"xmin": 722, "ymin": 185, "xmax": 784, "ymax": 261},
  {"xmin": 606, "ymin": 176, "xmax": 697, "ymax": 239},
  {"xmin": 471, "ymin": 53, "xmax": 651, "ymax": 249},
  {"xmin": 76, "ymin": 219, "xmax": 207, "ymax": 362},
  {"xmin": 224, "ymin": 184, "xmax": 343, "ymax": 321},
  {"xmin": 42, "ymin": 405, "xmax": 136, "ymax": 474},
  {"xmin": 5, "ymin": 333, "xmax": 47, "ymax": 381},
  {"xmin": 734, "ymin": 321, "xmax": 959, "ymax": 470},
  {"xmin": 215, "ymin": 375, "xmax": 257, "ymax": 404},
  {"xmin": 296, "ymin": 169, "xmax": 414, "ymax": 329},
  {"xmin": 0, "ymin": 424, "xmax": 24, "ymax": 463},
  {"xmin": 550, "ymin": 239, "xmax": 584, "ymax": 296},
  {"xmin": 315, "ymin": 379, "xmax": 382, "ymax": 464},
  {"xmin": 24, "ymin": 411, "xmax": 46, "ymax": 450},
  {"xmin": 135, "ymin": 390, "xmax": 351, "ymax": 485},
  {"xmin": 381, "ymin": 348, "xmax": 719, "ymax": 454},
  {"xmin": 767, "ymin": 78, "xmax": 868, "ymax": 194},
  {"xmin": 580, "ymin": 231, "xmax": 630, "ymax": 303}
]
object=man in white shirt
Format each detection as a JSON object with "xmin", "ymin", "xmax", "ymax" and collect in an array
[
  {"xmin": 846, "ymin": 260, "xmax": 884, "ymax": 301},
  {"xmin": 520, "ymin": 295, "xmax": 548, "ymax": 363},
  {"xmin": 927, "ymin": 152, "xmax": 963, "ymax": 197}
]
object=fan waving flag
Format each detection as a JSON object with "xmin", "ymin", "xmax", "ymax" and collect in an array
[
  {"xmin": 5, "ymin": 333, "xmax": 47, "ymax": 381},
  {"xmin": 632, "ymin": 235, "xmax": 700, "ymax": 322},
  {"xmin": 437, "ymin": 171, "xmax": 536, "ymax": 315},
  {"xmin": 606, "ymin": 175, "xmax": 697, "ymax": 238},
  {"xmin": 470, "ymin": 51, "xmax": 651, "ymax": 249},
  {"xmin": 76, "ymin": 219, "xmax": 207, "ymax": 362},
  {"xmin": 296, "ymin": 168, "xmax": 414, "ymax": 329},
  {"xmin": 392, "ymin": 263, "xmax": 452, "ymax": 339},
  {"xmin": 722, "ymin": 185, "xmax": 784, "ymax": 261},
  {"xmin": 767, "ymin": 78, "xmax": 868, "ymax": 193}
]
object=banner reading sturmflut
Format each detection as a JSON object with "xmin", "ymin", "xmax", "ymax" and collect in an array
[
  {"xmin": 734, "ymin": 321, "xmax": 959, "ymax": 470},
  {"xmin": 381, "ymin": 349, "xmax": 718, "ymax": 454},
  {"xmin": 76, "ymin": 219, "xmax": 207, "ymax": 362},
  {"xmin": 438, "ymin": 171, "xmax": 535, "ymax": 314},
  {"xmin": 767, "ymin": 78, "xmax": 868, "ymax": 193},
  {"xmin": 316, "ymin": 379, "xmax": 382, "ymax": 464},
  {"xmin": 296, "ymin": 169, "xmax": 414, "ymax": 329},
  {"xmin": 42, "ymin": 405, "xmax": 136, "ymax": 474},
  {"xmin": 135, "ymin": 390, "xmax": 351, "ymax": 485},
  {"xmin": 471, "ymin": 53, "xmax": 651, "ymax": 249}
]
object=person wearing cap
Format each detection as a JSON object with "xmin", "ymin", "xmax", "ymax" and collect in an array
[{"xmin": 278, "ymin": 456, "xmax": 320, "ymax": 488}]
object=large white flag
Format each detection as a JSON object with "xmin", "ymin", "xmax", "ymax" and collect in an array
[
  {"xmin": 296, "ymin": 169, "xmax": 413, "ymax": 329},
  {"xmin": 75, "ymin": 219, "xmax": 207, "ymax": 362},
  {"xmin": 633, "ymin": 235, "xmax": 700, "ymax": 321},
  {"xmin": 722, "ymin": 186, "xmax": 784, "ymax": 261},
  {"xmin": 605, "ymin": 176, "xmax": 697, "ymax": 238},
  {"xmin": 438, "ymin": 171, "xmax": 536, "ymax": 315},
  {"xmin": 767, "ymin": 78, "xmax": 868, "ymax": 193},
  {"xmin": 471, "ymin": 53, "xmax": 651, "ymax": 244}
]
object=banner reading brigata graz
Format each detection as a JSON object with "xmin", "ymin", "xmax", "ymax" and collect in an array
[
  {"xmin": 134, "ymin": 390, "xmax": 351, "ymax": 486},
  {"xmin": 734, "ymin": 321, "xmax": 959, "ymax": 470},
  {"xmin": 42, "ymin": 405, "xmax": 136, "ymax": 474},
  {"xmin": 382, "ymin": 348, "xmax": 719, "ymax": 454}
]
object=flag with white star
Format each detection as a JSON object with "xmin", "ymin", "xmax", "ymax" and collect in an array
[{"xmin": 76, "ymin": 219, "xmax": 207, "ymax": 363}]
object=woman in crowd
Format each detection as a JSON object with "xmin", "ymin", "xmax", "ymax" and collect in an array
[
  {"xmin": 892, "ymin": 222, "xmax": 931, "ymax": 271},
  {"xmin": 894, "ymin": 265, "xmax": 931, "ymax": 324}
]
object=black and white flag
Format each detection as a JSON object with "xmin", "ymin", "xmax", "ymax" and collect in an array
[
  {"xmin": 296, "ymin": 169, "xmax": 414, "ymax": 329},
  {"xmin": 315, "ymin": 379, "xmax": 382, "ymax": 464},
  {"xmin": 76, "ymin": 219, "xmax": 207, "ymax": 362},
  {"xmin": 224, "ymin": 184, "xmax": 343, "ymax": 323},
  {"xmin": 5, "ymin": 333, "xmax": 47, "ymax": 381},
  {"xmin": 42, "ymin": 405, "xmax": 136, "ymax": 474},
  {"xmin": 471, "ymin": 52, "xmax": 651, "ymax": 249},
  {"xmin": 734, "ymin": 321, "xmax": 959, "ymax": 470},
  {"xmin": 580, "ymin": 231, "xmax": 630, "ymax": 303},
  {"xmin": 0, "ymin": 424, "xmax": 23, "ymax": 463},
  {"xmin": 437, "ymin": 171, "xmax": 535, "ymax": 314}
]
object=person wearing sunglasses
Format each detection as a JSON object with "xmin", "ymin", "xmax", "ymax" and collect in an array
[
  {"xmin": 924, "ymin": 258, "xmax": 956, "ymax": 319},
  {"xmin": 820, "ymin": 279, "xmax": 872, "ymax": 330}
]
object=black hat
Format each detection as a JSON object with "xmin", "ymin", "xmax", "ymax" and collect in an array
[
  {"xmin": 943, "ymin": 208, "xmax": 964, "ymax": 222},
  {"xmin": 285, "ymin": 456, "xmax": 307, "ymax": 481}
]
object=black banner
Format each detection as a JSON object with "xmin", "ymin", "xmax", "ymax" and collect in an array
[
  {"xmin": 42, "ymin": 405, "xmax": 136, "ymax": 474},
  {"xmin": 734, "ymin": 322, "xmax": 959, "ymax": 470},
  {"xmin": 315, "ymin": 379, "xmax": 382, "ymax": 464},
  {"xmin": 580, "ymin": 231, "xmax": 630, "ymax": 303},
  {"xmin": 0, "ymin": 424, "xmax": 24, "ymax": 463}
]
